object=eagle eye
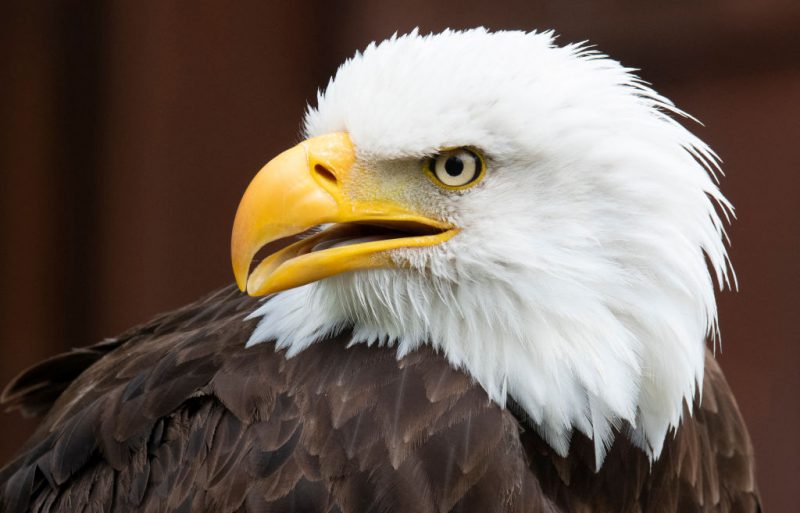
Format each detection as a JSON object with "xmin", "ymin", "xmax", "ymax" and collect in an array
[{"xmin": 425, "ymin": 148, "xmax": 485, "ymax": 190}]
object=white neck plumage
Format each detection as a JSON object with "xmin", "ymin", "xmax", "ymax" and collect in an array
[{"xmin": 247, "ymin": 254, "xmax": 716, "ymax": 467}]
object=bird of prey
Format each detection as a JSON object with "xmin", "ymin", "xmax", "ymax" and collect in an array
[{"xmin": 0, "ymin": 28, "xmax": 759, "ymax": 513}]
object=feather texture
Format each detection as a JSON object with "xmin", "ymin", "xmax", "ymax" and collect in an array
[
  {"xmin": 254, "ymin": 28, "xmax": 735, "ymax": 462},
  {"xmin": 0, "ymin": 286, "xmax": 759, "ymax": 512}
]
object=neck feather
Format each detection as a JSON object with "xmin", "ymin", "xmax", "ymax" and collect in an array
[{"xmin": 246, "ymin": 265, "xmax": 710, "ymax": 466}]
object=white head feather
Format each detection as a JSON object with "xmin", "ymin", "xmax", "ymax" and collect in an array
[{"xmin": 247, "ymin": 28, "xmax": 733, "ymax": 466}]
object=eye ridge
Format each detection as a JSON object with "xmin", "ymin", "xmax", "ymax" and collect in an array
[{"xmin": 425, "ymin": 148, "xmax": 485, "ymax": 190}]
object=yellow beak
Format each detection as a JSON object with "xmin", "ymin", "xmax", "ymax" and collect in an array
[{"xmin": 231, "ymin": 132, "xmax": 456, "ymax": 296}]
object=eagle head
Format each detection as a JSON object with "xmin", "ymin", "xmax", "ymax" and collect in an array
[{"xmin": 232, "ymin": 29, "xmax": 732, "ymax": 465}]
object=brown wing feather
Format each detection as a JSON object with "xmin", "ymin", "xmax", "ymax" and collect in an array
[
  {"xmin": 0, "ymin": 287, "xmax": 551, "ymax": 513},
  {"xmin": 0, "ymin": 286, "xmax": 759, "ymax": 513},
  {"xmin": 516, "ymin": 351, "xmax": 761, "ymax": 513},
  {"xmin": 1, "ymin": 339, "xmax": 123, "ymax": 419}
]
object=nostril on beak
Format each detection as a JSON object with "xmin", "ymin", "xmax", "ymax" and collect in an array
[
  {"xmin": 314, "ymin": 164, "xmax": 338, "ymax": 185},
  {"xmin": 313, "ymin": 164, "xmax": 338, "ymax": 187}
]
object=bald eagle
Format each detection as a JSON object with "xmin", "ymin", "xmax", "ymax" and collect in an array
[{"xmin": 0, "ymin": 29, "xmax": 759, "ymax": 513}]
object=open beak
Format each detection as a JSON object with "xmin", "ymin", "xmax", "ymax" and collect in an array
[{"xmin": 231, "ymin": 132, "xmax": 457, "ymax": 296}]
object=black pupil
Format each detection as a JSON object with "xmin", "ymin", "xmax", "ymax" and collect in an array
[{"xmin": 444, "ymin": 156, "xmax": 464, "ymax": 176}]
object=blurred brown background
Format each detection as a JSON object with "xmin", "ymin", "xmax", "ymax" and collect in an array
[{"xmin": 1, "ymin": 1, "xmax": 798, "ymax": 511}]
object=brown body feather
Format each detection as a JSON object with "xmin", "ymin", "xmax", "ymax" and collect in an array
[{"xmin": 0, "ymin": 286, "xmax": 760, "ymax": 512}]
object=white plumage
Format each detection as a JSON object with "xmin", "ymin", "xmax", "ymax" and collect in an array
[{"xmin": 247, "ymin": 28, "xmax": 733, "ymax": 466}]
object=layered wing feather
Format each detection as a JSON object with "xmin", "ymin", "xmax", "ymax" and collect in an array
[{"xmin": 0, "ymin": 286, "xmax": 759, "ymax": 513}]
